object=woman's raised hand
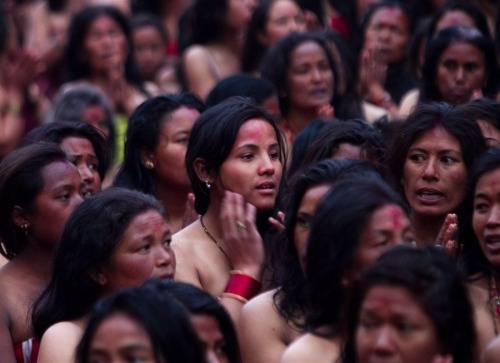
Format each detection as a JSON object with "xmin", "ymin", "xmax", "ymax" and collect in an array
[{"xmin": 220, "ymin": 191, "xmax": 264, "ymax": 278}]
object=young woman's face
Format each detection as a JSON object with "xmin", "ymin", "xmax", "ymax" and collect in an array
[
  {"xmin": 294, "ymin": 184, "xmax": 332, "ymax": 272},
  {"xmin": 26, "ymin": 161, "xmax": 85, "ymax": 248},
  {"xmin": 364, "ymin": 7, "xmax": 410, "ymax": 64},
  {"xmin": 287, "ymin": 41, "xmax": 334, "ymax": 112},
  {"xmin": 348, "ymin": 204, "xmax": 412, "ymax": 279},
  {"xmin": 214, "ymin": 119, "xmax": 283, "ymax": 212},
  {"xmin": 403, "ymin": 127, "xmax": 467, "ymax": 218},
  {"xmin": 83, "ymin": 14, "xmax": 128, "ymax": 73},
  {"xmin": 225, "ymin": 0, "xmax": 252, "ymax": 31},
  {"xmin": 100, "ymin": 210, "xmax": 175, "ymax": 293},
  {"xmin": 191, "ymin": 314, "xmax": 229, "ymax": 363},
  {"xmin": 132, "ymin": 25, "xmax": 166, "ymax": 81},
  {"xmin": 149, "ymin": 107, "xmax": 200, "ymax": 192},
  {"xmin": 356, "ymin": 285, "xmax": 442, "ymax": 363},
  {"xmin": 436, "ymin": 42, "xmax": 486, "ymax": 106},
  {"xmin": 60, "ymin": 136, "xmax": 101, "ymax": 195},
  {"xmin": 88, "ymin": 313, "xmax": 156, "ymax": 363},
  {"xmin": 259, "ymin": 0, "xmax": 306, "ymax": 47},
  {"xmin": 472, "ymin": 168, "xmax": 500, "ymax": 269}
]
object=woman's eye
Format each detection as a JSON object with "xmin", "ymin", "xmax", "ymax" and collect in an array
[
  {"xmin": 474, "ymin": 202, "xmax": 489, "ymax": 212},
  {"xmin": 441, "ymin": 156, "xmax": 457, "ymax": 164},
  {"xmin": 359, "ymin": 318, "xmax": 375, "ymax": 330},
  {"xmin": 270, "ymin": 151, "xmax": 280, "ymax": 159},
  {"xmin": 296, "ymin": 214, "xmax": 311, "ymax": 228},
  {"xmin": 89, "ymin": 163, "xmax": 99, "ymax": 170},
  {"xmin": 397, "ymin": 322, "xmax": 416, "ymax": 333},
  {"xmin": 408, "ymin": 153, "xmax": 425, "ymax": 162},
  {"xmin": 163, "ymin": 238, "xmax": 172, "ymax": 247},
  {"xmin": 57, "ymin": 193, "xmax": 70, "ymax": 201},
  {"xmin": 240, "ymin": 153, "xmax": 254, "ymax": 161},
  {"xmin": 138, "ymin": 244, "xmax": 151, "ymax": 252}
]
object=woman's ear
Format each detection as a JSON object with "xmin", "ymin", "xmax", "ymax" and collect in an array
[
  {"xmin": 193, "ymin": 158, "xmax": 213, "ymax": 184},
  {"xmin": 11, "ymin": 206, "xmax": 29, "ymax": 228},
  {"xmin": 90, "ymin": 269, "xmax": 108, "ymax": 287},
  {"xmin": 140, "ymin": 149, "xmax": 155, "ymax": 170}
]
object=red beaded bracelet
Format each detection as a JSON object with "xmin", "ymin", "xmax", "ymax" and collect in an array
[{"xmin": 222, "ymin": 270, "xmax": 261, "ymax": 303}]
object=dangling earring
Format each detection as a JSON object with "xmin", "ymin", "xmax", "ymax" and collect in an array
[
  {"xmin": 21, "ymin": 223, "xmax": 29, "ymax": 236},
  {"xmin": 205, "ymin": 180, "xmax": 211, "ymax": 189},
  {"xmin": 145, "ymin": 160, "xmax": 154, "ymax": 169}
]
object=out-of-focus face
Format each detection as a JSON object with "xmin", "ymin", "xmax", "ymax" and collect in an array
[
  {"xmin": 26, "ymin": 161, "xmax": 85, "ymax": 248},
  {"xmin": 100, "ymin": 210, "xmax": 175, "ymax": 293},
  {"xmin": 60, "ymin": 136, "xmax": 101, "ymax": 195},
  {"xmin": 434, "ymin": 10, "xmax": 475, "ymax": 35},
  {"xmin": 214, "ymin": 119, "xmax": 283, "ymax": 212},
  {"xmin": 132, "ymin": 25, "xmax": 166, "ymax": 81},
  {"xmin": 82, "ymin": 105, "xmax": 111, "ymax": 139},
  {"xmin": 347, "ymin": 204, "xmax": 412, "ymax": 279},
  {"xmin": 259, "ymin": 0, "xmax": 306, "ymax": 47},
  {"xmin": 261, "ymin": 94, "xmax": 281, "ymax": 119},
  {"xmin": 436, "ymin": 42, "xmax": 486, "ymax": 106},
  {"xmin": 472, "ymin": 168, "xmax": 500, "ymax": 269},
  {"xmin": 356, "ymin": 285, "xmax": 443, "ymax": 363},
  {"xmin": 477, "ymin": 120, "xmax": 500, "ymax": 148},
  {"xmin": 287, "ymin": 41, "xmax": 334, "ymax": 113},
  {"xmin": 294, "ymin": 184, "xmax": 332, "ymax": 271},
  {"xmin": 225, "ymin": 0, "xmax": 252, "ymax": 32},
  {"xmin": 403, "ymin": 127, "xmax": 467, "ymax": 218},
  {"xmin": 148, "ymin": 106, "xmax": 200, "ymax": 192},
  {"xmin": 364, "ymin": 7, "xmax": 410, "ymax": 64},
  {"xmin": 83, "ymin": 14, "xmax": 128, "ymax": 73},
  {"xmin": 88, "ymin": 313, "xmax": 155, "ymax": 363},
  {"xmin": 191, "ymin": 314, "xmax": 229, "ymax": 363}
]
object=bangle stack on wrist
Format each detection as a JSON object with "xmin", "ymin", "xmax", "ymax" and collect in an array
[{"xmin": 220, "ymin": 270, "xmax": 261, "ymax": 304}]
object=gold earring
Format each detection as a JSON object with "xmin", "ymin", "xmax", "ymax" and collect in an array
[
  {"xmin": 21, "ymin": 224, "xmax": 29, "ymax": 236},
  {"xmin": 145, "ymin": 160, "xmax": 154, "ymax": 169}
]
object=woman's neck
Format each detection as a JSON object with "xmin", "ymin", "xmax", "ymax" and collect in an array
[
  {"xmin": 8, "ymin": 241, "xmax": 54, "ymax": 283},
  {"xmin": 199, "ymin": 199, "xmax": 227, "ymax": 246},
  {"xmin": 286, "ymin": 107, "xmax": 320, "ymax": 135},
  {"xmin": 410, "ymin": 213, "xmax": 446, "ymax": 247},
  {"xmin": 155, "ymin": 183, "xmax": 192, "ymax": 233}
]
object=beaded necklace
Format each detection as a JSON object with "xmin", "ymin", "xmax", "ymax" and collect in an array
[{"xmin": 200, "ymin": 216, "xmax": 229, "ymax": 261}]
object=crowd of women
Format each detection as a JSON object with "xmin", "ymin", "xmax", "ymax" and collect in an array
[{"xmin": 2, "ymin": 0, "xmax": 500, "ymax": 362}]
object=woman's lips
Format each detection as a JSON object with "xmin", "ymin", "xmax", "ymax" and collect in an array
[{"xmin": 416, "ymin": 188, "xmax": 445, "ymax": 205}]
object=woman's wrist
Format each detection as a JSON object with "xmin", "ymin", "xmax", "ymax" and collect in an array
[{"xmin": 220, "ymin": 270, "xmax": 261, "ymax": 303}]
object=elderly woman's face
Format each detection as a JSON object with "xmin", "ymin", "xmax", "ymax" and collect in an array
[
  {"xmin": 83, "ymin": 14, "xmax": 128, "ymax": 73},
  {"xmin": 436, "ymin": 42, "xmax": 486, "ymax": 106},
  {"xmin": 363, "ymin": 7, "xmax": 410, "ymax": 64},
  {"xmin": 403, "ymin": 126, "xmax": 467, "ymax": 218}
]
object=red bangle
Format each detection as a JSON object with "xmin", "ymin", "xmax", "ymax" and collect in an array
[{"xmin": 223, "ymin": 270, "xmax": 261, "ymax": 303}]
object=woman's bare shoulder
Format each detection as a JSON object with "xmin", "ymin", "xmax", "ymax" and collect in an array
[
  {"xmin": 281, "ymin": 333, "xmax": 341, "ymax": 363},
  {"xmin": 38, "ymin": 319, "xmax": 86, "ymax": 363}
]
